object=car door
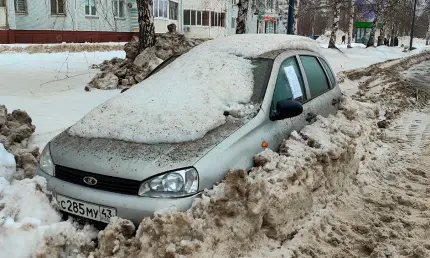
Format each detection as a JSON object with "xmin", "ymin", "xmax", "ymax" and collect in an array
[
  {"xmin": 298, "ymin": 54, "xmax": 339, "ymax": 122},
  {"xmin": 266, "ymin": 54, "xmax": 311, "ymax": 147}
]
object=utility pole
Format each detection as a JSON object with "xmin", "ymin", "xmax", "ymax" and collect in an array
[
  {"xmin": 287, "ymin": 0, "xmax": 294, "ymax": 34},
  {"xmin": 409, "ymin": 0, "xmax": 418, "ymax": 51}
]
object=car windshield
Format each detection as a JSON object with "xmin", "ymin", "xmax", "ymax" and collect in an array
[{"xmin": 148, "ymin": 56, "xmax": 273, "ymax": 105}]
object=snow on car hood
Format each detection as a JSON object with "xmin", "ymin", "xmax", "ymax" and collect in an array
[{"xmin": 69, "ymin": 35, "xmax": 318, "ymax": 144}]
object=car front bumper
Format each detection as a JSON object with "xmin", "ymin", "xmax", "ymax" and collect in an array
[{"xmin": 36, "ymin": 168, "xmax": 199, "ymax": 225}]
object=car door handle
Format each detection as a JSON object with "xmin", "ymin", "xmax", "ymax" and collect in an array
[
  {"xmin": 332, "ymin": 98, "xmax": 340, "ymax": 105},
  {"xmin": 306, "ymin": 113, "xmax": 317, "ymax": 122}
]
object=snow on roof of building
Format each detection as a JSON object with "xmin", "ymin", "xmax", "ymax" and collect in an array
[{"xmin": 68, "ymin": 34, "xmax": 319, "ymax": 144}]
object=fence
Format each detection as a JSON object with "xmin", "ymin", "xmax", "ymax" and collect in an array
[{"xmin": 0, "ymin": 30, "xmax": 136, "ymax": 44}]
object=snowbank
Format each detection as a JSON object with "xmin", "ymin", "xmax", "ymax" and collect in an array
[
  {"xmin": 65, "ymin": 96, "xmax": 376, "ymax": 258},
  {"xmin": 0, "ymin": 142, "xmax": 97, "ymax": 258},
  {"xmin": 69, "ymin": 35, "xmax": 320, "ymax": 144},
  {"xmin": 0, "ymin": 144, "xmax": 15, "ymax": 182},
  {"xmin": 0, "ymin": 42, "xmax": 125, "ymax": 54}
]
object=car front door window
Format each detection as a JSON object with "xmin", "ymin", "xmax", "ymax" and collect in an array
[
  {"xmin": 300, "ymin": 55, "xmax": 330, "ymax": 98},
  {"xmin": 271, "ymin": 56, "xmax": 306, "ymax": 112}
]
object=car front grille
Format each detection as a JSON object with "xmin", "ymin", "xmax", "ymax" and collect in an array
[{"xmin": 55, "ymin": 165, "xmax": 141, "ymax": 195}]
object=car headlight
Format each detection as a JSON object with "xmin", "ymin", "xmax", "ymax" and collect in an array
[
  {"xmin": 138, "ymin": 168, "xmax": 199, "ymax": 197},
  {"xmin": 40, "ymin": 144, "xmax": 55, "ymax": 176}
]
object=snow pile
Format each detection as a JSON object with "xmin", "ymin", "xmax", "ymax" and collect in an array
[
  {"xmin": 0, "ymin": 171, "xmax": 97, "ymax": 257},
  {"xmin": 397, "ymin": 36, "xmax": 428, "ymax": 50},
  {"xmin": 0, "ymin": 144, "xmax": 15, "ymax": 182},
  {"xmin": 0, "ymin": 142, "xmax": 97, "ymax": 258},
  {"xmin": 344, "ymin": 50, "xmax": 430, "ymax": 112},
  {"xmin": 0, "ymin": 106, "xmax": 40, "ymax": 179},
  {"xmin": 0, "ymin": 42, "xmax": 125, "ymax": 54},
  {"xmin": 88, "ymin": 32, "xmax": 206, "ymax": 90},
  {"xmin": 79, "ymin": 96, "xmax": 377, "ymax": 258}
]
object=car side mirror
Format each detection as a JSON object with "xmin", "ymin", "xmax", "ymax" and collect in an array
[{"xmin": 270, "ymin": 99, "xmax": 303, "ymax": 121}]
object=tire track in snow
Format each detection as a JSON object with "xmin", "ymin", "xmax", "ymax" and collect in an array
[{"xmin": 390, "ymin": 110, "xmax": 430, "ymax": 154}]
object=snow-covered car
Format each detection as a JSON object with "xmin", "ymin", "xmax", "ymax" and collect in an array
[{"xmin": 36, "ymin": 35, "xmax": 342, "ymax": 225}]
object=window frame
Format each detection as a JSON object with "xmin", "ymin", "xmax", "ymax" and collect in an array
[
  {"xmin": 85, "ymin": 0, "xmax": 97, "ymax": 16},
  {"xmin": 298, "ymin": 54, "xmax": 332, "ymax": 99},
  {"xmin": 14, "ymin": 0, "xmax": 27, "ymax": 14},
  {"xmin": 112, "ymin": 0, "xmax": 125, "ymax": 18},
  {"xmin": 183, "ymin": 10, "xmax": 225, "ymax": 27},
  {"xmin": 51, "ymin": 0, "xmax": 65, "ymax": 16},
  {"xmin": 169, "ymin": 0, "xmax": 178, "ymax": 20},
  {"xmin": 154, "ymin": 0, "xmax": 169, "ymax": 19},
  {"xmin": 270, "ymin": 55, "xmax": 308, "ymax": 114}
]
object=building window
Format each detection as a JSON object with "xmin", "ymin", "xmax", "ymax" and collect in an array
[
  {"xmin": 184, "ymin": 10, "xmax": 190, "ymax": 25},
  {"xmin": 202, "ymin": 11, "xmax": 209, "ymax": 26},
  {"xmin": 0, "ymin": 0, "xmax": 5, "ymax": 7},
  {"xmin": 169, "ymin": 1, "xmax": 178, "ymax": 20},
  {"xmin": 113, "ymin": 0, "xmax": 125, "ymax": 18},
  {"xmin": 154, "ymin": 0, "xmax": 168, "ymax": 18},
  {"xmin": 184, "ymin": 10, "xmax": 225, "ymax": 27},
  {"xmin": 14, "ymin": 0, "xmax": 27, "ymax": 13},
  {"xmin": 85, "ymin": 0, "xmax": 96, "ymax": 16},
  {"xmin": 231, "ymin": 17, "xmax": 236, "ymax": 28},
  {"xmin": 51, "ymin": 0, "xmax": 65, "ymax": 15},
  {"xmin": 211, "ymin": 12, "xmax": 225, "ymax": 27}
]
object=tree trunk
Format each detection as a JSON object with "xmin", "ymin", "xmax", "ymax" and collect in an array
[
  {"xmin": 137, "ymin": 0, "xmax": 156, "ymax": 52},
  {"xmin": 377, "ymin": 23, "xmax": 385, "ymax": 46},
  {"xmin": 427, "ymin": 15, "xmax": 430, "ymax": 45},
  {"xmin": 293, "ymin": 0, "xmax": 300, "ymax": 35},
  {"xmin": 390, "ymin": 25, "xmax": 395, "ymax": 46},
  {"xmin": 328, "ymin": 0, "xmax": 341, "ymax": 48},
  {"xmin": 367, "ymin": 17, "xmax": 377, "ymax": 48},
  {"xmin": 236, "ymin": 0, "xmax": 250, "ymax": 34},
  {"xmin": 347, "ymin": 0, "xmax": 354, "ymax": 48}
]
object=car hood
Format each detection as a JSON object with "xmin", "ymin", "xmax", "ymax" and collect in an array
[{"xmin": 50, "ymin": 117, "xmax": 244, "ymax": 181}]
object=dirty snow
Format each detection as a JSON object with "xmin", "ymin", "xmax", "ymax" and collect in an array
[{"xmin": 1, "ymin": 39, "xmax": 430, "ymax": 258}]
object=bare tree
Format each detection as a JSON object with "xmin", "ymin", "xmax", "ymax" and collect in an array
[
  {"xmin": 328, "ymin": 0, "xmax": 341, "ymax": 48},
  {"xmin": 293, "ymin": 0, "xmax": 300, "ymax": 34},
  {"xmin": 236, "ymin": 0, "xmax": 250, "ymax": 34},
  {"xmin": 347, "ymin": 0, "xmax": 354, "ymax": 48},
  {"xmin": 427, "ymin": 13, "xmax": 430, "ymax": 45},
  {"xmin": 137, "ymin": 0, "xmax": 156, "ymax": 51}
]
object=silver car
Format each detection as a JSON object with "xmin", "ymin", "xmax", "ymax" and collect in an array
[{"xmin": 36, "ymin": 36, "xmax": 342, "ymax": 225}]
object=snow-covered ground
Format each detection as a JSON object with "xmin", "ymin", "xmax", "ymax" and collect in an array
[
  {"xmin": 0, "ymin": 51, "xmax": 122, "ymax": 149},
  {"xmin": 0, "ymin": 40, "xmax": 429, "ymax": 257}
]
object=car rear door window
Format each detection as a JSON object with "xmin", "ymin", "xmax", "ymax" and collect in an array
[
  {"xmin": 319, "ymin": 58, "xmax": 336, "ymax": 87},
  {"xmin": 271, "ymin": 56, "xmax": 306, "ymax": 111},
  {"xmin": 300, "ymin": 55, "xmax": 330, "ymax": 98}
]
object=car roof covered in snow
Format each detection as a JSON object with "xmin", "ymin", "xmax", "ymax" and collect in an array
[
  {"xmin": 68, "ymin": 34, "xmax": 319, "ymax": 144},
  {"xmin": 196, "ymin": 34, "xmax": 320, "ymax": 58}
]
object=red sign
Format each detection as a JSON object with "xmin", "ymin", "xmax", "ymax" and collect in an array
[{"xmin": 263, "ymin": 16, "xmax": 277, "ymax": 22}]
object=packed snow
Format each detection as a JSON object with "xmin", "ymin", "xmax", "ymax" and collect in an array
[
  {"xmin": 0, "ymin": 37, "xmax": 430, "ymax": 258},
  {"xmin": 0, "ymin": 144, "xmax": 16, "ymax": 185}
]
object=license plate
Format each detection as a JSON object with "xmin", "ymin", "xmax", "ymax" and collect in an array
[{"xmin": 56, "ymin": 194, "xmax": 116, "ymax": 223}]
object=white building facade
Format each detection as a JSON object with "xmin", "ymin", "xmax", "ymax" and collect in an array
[{"xmin": 0, "ymin": 0, "xmax": 288, "ymax": 39}]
